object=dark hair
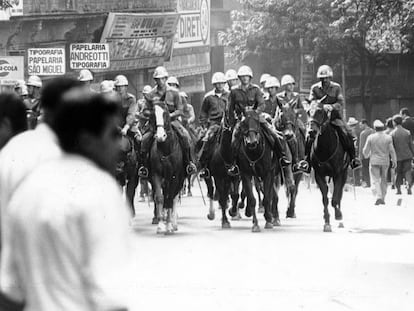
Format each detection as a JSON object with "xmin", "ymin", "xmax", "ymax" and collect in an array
[
  {"xmin": 361, "ymin": 119, "xmax": 368, "ymax": 125},
  {"xmin": 400, "ymin": 107, "xmax": 410, "ymax": 116},
  {"xmin": 52, "ymin": 90, "xmax": 121, "ymax": 153},
  {"xmin": 385, "ymin": 117, "xmax": 394, "ymax": 129},
  {"xmin": 0, "ymin": 92, "xmax": 27, "ymax": 134},
  {"xmin": 40, "ymin": 76, "xmax": 82, "ymax": 112},
  {"xmin": 392, "ymin": 114, "xmax": 403, "ymax": 125}
]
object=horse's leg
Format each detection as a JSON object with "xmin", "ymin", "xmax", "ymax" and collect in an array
[
  {"xmin": 332, "ymin": 170, "xmax": 347, "ymax": 227},
  {"xmin": 256, "ymin": 178, "xmax": 264, "ymax": 213},
  {"xmin": 126, "ymin": 166, "xmax": 139, "ymax": 216},
  {"xmin": 206, "ymin": 177, "xmax": 215, "ymax": 220},
  {"xmin": 217, "ymin": 179, "xmax": 231, "ymax": 229},
  {"xmin": 153, "ymin": 176, "xmax": 165, "ymax": 234},
  {"xmin": 229, "ymin": 178, "xmax": 241, "ymax": 220},
  {"xmin": 286, "ymin": 173, "xmax": 301, "ymax": 218},
  {"xmin": 242, "ymin": 175, "xmax": 259, "ymax": 232},
  {"xmin": 205, "ymin": 177, "xmax": 214, "ymax": 200},
  {"xmin": 315, "ymin": 173, "xmax": 331, "ymax": 232},
  {"xmin": 187, "ymin": 175, "xmax": 192, "ymax": 196},
  {"xmin": 263, "ymin": 174, "xmax": 275, "ymax": 229},
  {"xmin": 272, "ymin": 178, "xmax": 281, "ymax": 226}
]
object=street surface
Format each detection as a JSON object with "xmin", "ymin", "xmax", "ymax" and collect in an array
[{"xmin": 127, "ymin": 178, "xmax": 414, "ymax": 311}]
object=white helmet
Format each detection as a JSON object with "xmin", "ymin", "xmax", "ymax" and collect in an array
[
  {"xmin": 142, "ymin": 85, "xmax": 153, "ymax": 94},
  {"xmin": 78, "ymin": 69, "xmax": 93, "ymax": 82},
  {"xmin": 100, "ymin": 80, "xmax": 115, "ymax": 93},
  {"xmin": 211, "ymin": 72, "xmax": 227, "ymax": 84},
  {"xmin": 167, "ymin": 76, "xmax": 179, "ymax": 86},
  {"xmin": 153, "ymin": 66, "xmax": 169, "ymax": 79},
  {"xmin": 260, "ymin": 73, "xmax": 271, "ymax": 84},
  {"xmin": 264, "ymin": 76, "xmax": 280, "ymax": 89},
  {"xmin": 114, "ymin": 75, "xmax": 128, "ymax": 87},
  {"xmin": 317, "ymin": 65, "xmax": 333, "ymax": 78},
  {"xmin": 237, "ymin": 65, "xmax": 253, "ymax": 78},
  {"xmin": 281, "ymin": 74, "xmax": 295, "ymax": 86},
  {"xmin": 225, "ymin": 69, "xmax": 238, "ymax": 81},
  {"xmin": 26, "ymin": 75, "xmax": 42, "ymax": 88}
]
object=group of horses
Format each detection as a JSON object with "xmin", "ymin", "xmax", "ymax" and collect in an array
[{"xmin": 116, "ymin": 102, "xmax": 350, "ymax": 235}]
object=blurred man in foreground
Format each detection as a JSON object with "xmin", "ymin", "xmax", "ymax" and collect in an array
[
  {"xmin": 1, "ymin": 90, "xmax": 132, "ymax": 311},
  {"xmin": 0, "ymin": 93, "xmax": 27, "ymax": 150}
]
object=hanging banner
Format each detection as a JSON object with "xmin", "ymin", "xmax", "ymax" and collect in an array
[
  {"xmin": 174, "ymin": 0, "xmax": 210, "ymax": 48},
  {"xmin": 70, "ymin": 43, "xmax": 110, "ymax": 70},
  {"xmin": 0, "ymin": 0, "xmax": 23, "ymax": 21},
  {"xmin": 0, "ymin": 56, "xmax": 24, "ymax": 85},
  {"xmin": 27, "ymin": 48, "xmax": 66, "ymax": 76}
]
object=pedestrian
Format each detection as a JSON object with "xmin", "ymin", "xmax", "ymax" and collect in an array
[
  {"xmin": 384, "ymin": 117, "xmax": 396, "ymax": 188},
  {"xmin": 363, "ymin": 120, "xmax": 397, "ymax": 205},
  {"xmin": 347, "ymin": 117, "xmax": 361, "ymax": 186},
  {"xmin": 26, "ymin": 75, "xmax": 42, "ymax": 129},
  {"xmin": 391, "ymin": 114, "xmax": 414, "ymax": 195},
  {"xmin": 0, "ymin": 90, "xmax": 132, "ymax": 311},
  {"xmin": 359, "ymin": 119, "xmax": 375, "ymax": 187},
  {"xmin": 400, "ymin": 107, "xmax": 414, "ymax": 137},
  {"xmin": 0, "ymin": 93, "xmax": 27, "ymax": 150},
  {"xmin": 0, "ymin": 77, "xmax": 82, "ymax": 253}
]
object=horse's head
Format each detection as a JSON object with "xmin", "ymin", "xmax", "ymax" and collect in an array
[
  {"xmin": 240, "ymin": 108, "xmax": 261, "ymax": 149},
  {"xmin": 154, "ymin": 104, "xmax": 168, "ymax": 142},
  {"xmin": 307, "ymin": 107, "xmax": 328, "ymax": 134}
]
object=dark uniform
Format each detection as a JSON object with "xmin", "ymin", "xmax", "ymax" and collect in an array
[
  {"xmin": 198, "ymin": 89, "xmax": 230, "ymax": 175},
  {"xmin": 26, "ymin": 97, "xmax": 41, "ymax": 129},
  {"xmin": 227, "ymin": 84, "xmax": 289, "ymax": 175}
]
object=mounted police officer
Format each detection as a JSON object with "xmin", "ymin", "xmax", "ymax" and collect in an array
[
  {"xmin": 78, "ymin": 69, "xmax": 95, "ymax": 92},
  {"xmin": 259, "ymin": 73, "xmax": 271, "ymax": 97},
  {"xmin": 114, "ymin": 75, "xmax": 139, "ymax": 137},
  {"xmin": 26, "ymin": 75, "xmax": 42, "ymax": 129},
  {"xmin": 226, "ymin": 65, "xmax": 290, "ymax": 176},
  {"xmin": 137, "ymin": 66, "xmax": 197, "ymax": 178},
  {"xmin": 262, "ymin": 76, "xmax": 281, "ymax": 118},
  {"xmin": 225, "ymin": 69, "xmax": 239, "ymax": 91},
  {"xmin": 198, "ymin": 72, "xmax": 229, "ymax": 179},
  {"xmin": 298, "ymin": 65, "xmax": 361, "ymax": 173}
]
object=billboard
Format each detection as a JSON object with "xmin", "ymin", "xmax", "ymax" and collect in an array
[
  {"xmin": 0, "ymin": 56, "xmax": 24, "ymax": 85},
  {"xmin": 27, "ymin": 48, "xmax": 66, "ymax": 76},
  {"xmin": 174, "ymin": 0, "xmax": 210, "ymax": 48}
]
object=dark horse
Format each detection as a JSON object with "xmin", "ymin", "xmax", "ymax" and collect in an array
[
  {"xmin": 203, "ymin": 121, "xmax": 239, "ymax": 228},
  {"xmin": 237, "ymin": 110, "xmax": 278, "ymax": 232},
  {"xmin": 149, "ymin": 104, "xmax": 186, "ymax": 235},
  {"xmin": 115, "ymin": 132, "xmax": 139, "ymax": 216},
  {"xmin": 309, "ymin": 108, "xmax": 349, "ymax": 232}
]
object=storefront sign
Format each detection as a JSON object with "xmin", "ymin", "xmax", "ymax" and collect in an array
[
  {"xmin": 28, "ymin": 48, "xmax": 66, "ymax": 76},
  {"xmin": 175, "ymin": 0, "xmax": 210, "ymax": 48},
  {"xmin": 100, "ymin": 12, "xmax": 179, "ymax": 72},
  {"xmin": 0, "ymin": 56, "xmax": 24, "ymax": 85},
  {"xmin": 299, "ymin": 53, "xmax": 314, "ymax": 94},
  {"xmin": 179, "ymin": 74, "xmax": 205, "ymax": 93},
  {"xmin": 70, "ymin": 43, "xmax": 110, "ymax": 70},
  {"xmin": 0, "ymin": 0, "xmax": 23, "ymax": 20},
  {"xmin": 165, "ymin": 51, "xmax": 210, "ymax": 77}
]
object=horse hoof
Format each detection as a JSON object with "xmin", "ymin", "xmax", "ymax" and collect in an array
[
  {"xmin": 231, "ymin": 215, "xmax": 242, "ymax": 221},
  {"xmin": 222, "ymin": 222, "xmax": 231, "ymax": 229},
  {"xmin": 264, "ymin": 222, "xmax": 273, "ymax": 229},
  {"xmin": 252, "ymin": 225, "xmax": 261, "ymax": 233},
  {"xmin": 157, "ymin": 225, "xmax": 165, "ymax": 234},
  {"xmin": 165, "ymin": 229, "xmax": 175, "ymax": 235},
  {"xmin": 187, "ymin": 191, "xmax": 192, "ymax": 197},
  {"xmin": 258, "ymin": 206, "xmax": 265, "ymax": 213},
  {"xmin": 207, "ymin": 212, "xmax": 215, "ymax": 221},
  {"xmin": 335, "ymin": 212, "xmax": 343, "ymax": 221},
  {"xmin": 229, "ymin": 208, "xmax": 237, "ymax": 217},
  {"xmin": 338, "ymin": 222, "xmax": 344, "ymax": 228},
  {"xmin": 323, "ymin": 224, "xmax": 332, "ymax": 232},
  {"xmin": 152, "ymin": 217, "xmax": 159, "ymax": 225},
  {"xmin": 245, "ymin": 208, "xmax": 252, "ymax": 218},
  {"xmin": 273, "ymin": 219, "xmax": 281, "ymax": 227},
  {"xmin": 237, "ymin": 202, "xmax": 245, "ymax": 210},
  {"xmin": 286, "ymin": 213, "xmax": 296, "ymax": 219}
]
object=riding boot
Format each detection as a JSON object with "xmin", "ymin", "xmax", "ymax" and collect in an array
[
  {"xmin": 227, "ymin": 136, "xmax": 241, "ymax": 176},
  {"xmin": 336, "ymin": 129, "xmax": 361, "ymax": 170},
  {"xmin": 286, "ymin": 136, "xmax": 299, "ymax": 172},
  {"xmin": 272, "ymin": 132, "xmax": 291, "ymax": 167},
  {"xmin": 298, "ymin": 133, "xmax": 315, "ymax": 174},
  {"xmin": 198, "ymin": 141, "xmax": 211, "ymax": 179},
  {"xmin": 137, "ymin": 151, "xmax": 149, "ymax": 178}
]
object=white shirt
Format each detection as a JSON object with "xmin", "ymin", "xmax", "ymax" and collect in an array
[
  {"xmin": 0, "ymin": 155, "xmax": 132, "ymax": 311},
  {"xmin": 0, "ymin": 124, "xmax": 62, "ymax": 234}
]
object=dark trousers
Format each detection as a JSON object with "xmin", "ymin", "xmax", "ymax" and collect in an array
[
  {"xmin": 396, "ymin": 159, "xmax": 413, "ymax": 189},
  {"xmin": 362, "ymin": 158, "xmax": 371, "ymax": 187}
]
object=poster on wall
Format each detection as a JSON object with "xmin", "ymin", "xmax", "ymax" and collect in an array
[
  {"xmin": 0, "ymin": 56, "xmax": 24, "ymax": 85},
  {"xmin": 0, "ymin": 0, "xmax": 23, "ymax": 20},
  {"xmin": 27, "ymin": 48, "xmax": 66, "ymax": 76},
  {"xmin": 70, "ymin": 43, "xmax": 110, "ymax": 70}
]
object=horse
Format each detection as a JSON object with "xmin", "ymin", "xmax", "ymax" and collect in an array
[
  {"xmin": 236, "ymin": 109, "xmax": 278, "ymax": 232},
  {"xmin": 202, "ymin": 121, "xmax": 240, "ymax": 228},
  {"xmin": 308, "ymin": 107, "xmax": 349, "ymax": 232},
  {"xmin": 115, "ymin": 131, "xmax": 139, "ymax": 216},
  {"xmin": 274, "ymin": 109, "xmax": 306, "ymax": 218},
  {"xmin": 149, "ymin": 104, "xmax": 186, "ymax": 235}
]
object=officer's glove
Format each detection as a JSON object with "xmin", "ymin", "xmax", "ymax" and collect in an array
[
  {"xmin": 323, "ymin": 104, "xmax": 333, "ymax": 112},
  {"xmin": 121, "ymin": 125, "xmax": 129, "ymax": 136},
  {"xmin": 260, "ymin": 112, "xmax": 272, "ymax": 123}
]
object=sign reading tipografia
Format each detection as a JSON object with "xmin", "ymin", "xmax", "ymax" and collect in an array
[
  {"xmin": 28, "ymin": 48, "xmax": 66, "ymax": 76},
  {"xmin": 70, "ymin": 44, "xmax": 110, "ymax": 70}
]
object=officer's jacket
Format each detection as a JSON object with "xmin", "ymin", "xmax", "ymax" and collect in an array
[
  {"xmin": 228, "ymin": 84, "xmax": 264, "ymax": 126},
  {"xmin": 120, "ymin": 93, "xmax": 138, "ymax": 127},
  {"xmin": 199, "ymin": 89, "xmax": 230, "ymax": 127},
  {"xmin": 309, "ymin": 81, "xmax": 344, "ymax": 108},
  {"xmin": 262, "ymin": 95, "xmax": 281, "ymax": 119},
  {"xmin": 149, "ymin": 86, "xmax": 183, "ymax": 120}
]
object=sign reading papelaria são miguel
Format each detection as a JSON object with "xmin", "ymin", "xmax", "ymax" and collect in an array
[{"xmin": 28, "ymin": 48, "xmax": 66, "ymax": 76}]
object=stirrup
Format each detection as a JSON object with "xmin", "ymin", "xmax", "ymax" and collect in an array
[
  {"xmin": 199, "ymin": 168, "xmax": 211, "ymax": 179},
  {"xmin": 138, "ymin": 166, "xmax": 149, "ymax": 178},
  {"xmin": 186, "ymin": 162, "xmax": 197, "ymax": 175},
  {"xmin": 297, "ymin": 160, "xmax": 311, "ymax": 173},
  {"xmin": 350, "ymin": 159, "xmax": 362, "ymax": 170},
  {"xmin": 280, "ymin": 157, "xmax": 291, "ymax": 167},
  {"xmin": 227, "ymin": 164, "xmax": 240, "ymax": 177}
]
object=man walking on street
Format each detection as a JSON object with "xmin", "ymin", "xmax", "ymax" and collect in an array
[
  {"xmin": 359, "ymin": 119, "xmax": 375, "ymax": 187},
  {"xmin": 391, "ymin": 114, "xmax": 414, "ymax": 195},
  {"xmin": 400, "ymin": 107, "xmax": 414, "ymax": 138},
  {"xmin": 363, "ymin": 120, "xmax": 397, "ymax": 205}
]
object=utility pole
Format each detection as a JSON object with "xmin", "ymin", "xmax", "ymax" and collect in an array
[{"xmin": 341, "ymin": 55, "xmax": 347, "ymax": 120}]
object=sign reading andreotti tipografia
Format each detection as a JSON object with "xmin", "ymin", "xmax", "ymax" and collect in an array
[{"xmin": 70, "ymin": 44, "xmax": 110, "ymax": 70}]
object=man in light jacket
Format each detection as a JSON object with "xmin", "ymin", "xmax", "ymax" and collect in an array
[{"xmin": 363, "ymin": 119, "xmax": 397, "ymax": 205}]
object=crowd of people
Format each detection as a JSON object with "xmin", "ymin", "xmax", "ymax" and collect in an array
[{"xmin": 0, "ymin": 64, "xmax": 413, "ymax": 309}]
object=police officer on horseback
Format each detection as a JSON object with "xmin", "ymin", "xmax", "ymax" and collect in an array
[
  {"xmin": 298, "ymin": 65, "xmax": 361, "ymax": 173},
  {"xmin": 137, "ymin": 66, "xmax": 197, "ymax": 178},
  {"xmin": 198, "ymin": 72, "xmax": 230, "ymax": 179},
  {"xmin": 114, "ymin": 75, "xmax": 139, "ymax": 138},
  {"xmin": 226, "ymin": 65, "xmax": 291, "ymax": 176},
  {"xmin": 26, "ymin": 75, "xmax": 42, "ymax": 129}
]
